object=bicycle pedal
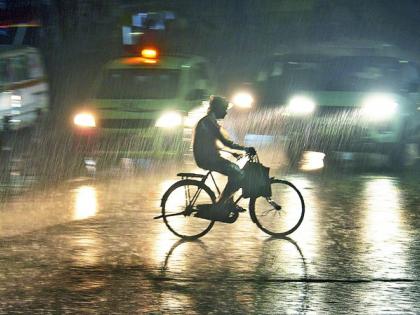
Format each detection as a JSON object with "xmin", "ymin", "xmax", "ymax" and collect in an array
[{"xmin": 233, "ymin": 205, "xmax": 246, "ymax": 213}]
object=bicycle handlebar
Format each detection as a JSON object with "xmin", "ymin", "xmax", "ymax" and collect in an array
[{"xmin": 220, "ymin": 149, "xmax": 258, "ymax": 161}]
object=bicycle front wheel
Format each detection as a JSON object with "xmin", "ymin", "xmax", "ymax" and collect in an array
[
  {"xmin": 249, "ymin": 179, "xmax": 305, "ymax": 237},
  {"xmin": 161, "ymin": 179, "xmax": 216, "ymax": 240}
]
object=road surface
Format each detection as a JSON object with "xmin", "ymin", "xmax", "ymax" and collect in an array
[{"xmin": 1, "ymin": 161, "xmax": 420, "ymax": 314}]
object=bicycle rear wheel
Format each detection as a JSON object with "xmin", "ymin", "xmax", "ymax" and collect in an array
[
  {"xmin": 249, "ymin": 179, "xmax": 305, "ymax": 237},
  {"xmin": 161, "ymin": 179, "xmax": 216, "ymax": 239}
]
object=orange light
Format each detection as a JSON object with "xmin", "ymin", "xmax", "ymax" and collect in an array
[
  {"xmin": 122, "ymin": 57, "xmax": 157, "ymax": 65},
  {"xmin": 140, "ymin": 57, "xmax": 157, "ymax": 64},
  {"xmin": 141, "ymin": 48, "xmax": 158, "ymax": 59}
]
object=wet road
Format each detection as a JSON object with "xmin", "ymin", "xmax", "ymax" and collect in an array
[{"xmin": 1, "ymin": 162, "xmax": 420, "ymax": 314}]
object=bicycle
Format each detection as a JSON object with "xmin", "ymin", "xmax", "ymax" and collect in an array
[{"xmin": 154, "ymin": 151, "xmax": 305, "ymax": 239}]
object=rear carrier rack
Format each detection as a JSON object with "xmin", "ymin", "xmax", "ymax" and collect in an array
[{"xmin": 177, "ymin": 173, "xmax": 205, "ymax": 179}]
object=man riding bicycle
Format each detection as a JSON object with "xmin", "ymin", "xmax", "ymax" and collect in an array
[
  {"xmin": 193, "ymin": 95, "xmax": 256, "ymax": 212},
  {"xmin": 156, "ymin": 96, "xmax": 305, "ymax": 238}
]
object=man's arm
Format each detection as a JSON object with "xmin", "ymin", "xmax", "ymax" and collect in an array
[
  {"xmin": 218, "ymin": 128, "xmax": 245, "ymax": 150},
  {"xmin": 204, "ymin": 117, "xmax": 245, "ymax": 150}
]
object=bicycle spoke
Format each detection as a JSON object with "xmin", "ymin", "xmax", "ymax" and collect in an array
[
  {"xmin": 184, "ymin": 188, "xmax": 188, "ymax": 208},
  {"xmin": 184, "ymin": 185, "xmax": 200, "ymax": 206},
  {"xmin": 261, "ymin": 208, "xmax": 276, "ymax": 216}
]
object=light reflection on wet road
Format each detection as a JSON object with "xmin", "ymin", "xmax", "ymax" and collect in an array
[{"xmin": 1, "ymin": 163, "xmax": 420, "ymax": 314}]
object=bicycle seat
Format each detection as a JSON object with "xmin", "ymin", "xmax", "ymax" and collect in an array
[{"xmin": 177, "ymin": 172, "xmax": 206, "ymax": 178}]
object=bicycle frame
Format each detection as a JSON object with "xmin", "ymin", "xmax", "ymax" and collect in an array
[
  {"xmin": 156, "ymin": 152, "xmax": 305, "ymax": 238},
  {"xmin": 178, "ymin": 169, "xmax": 244, "ymax": 210},
  {"xmin": 156, "ymin": 153, "xmax": 256, "ymax": 221}
]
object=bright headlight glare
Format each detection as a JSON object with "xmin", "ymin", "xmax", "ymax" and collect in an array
[
  {"xmin": 361, "ymin": 94, "xmax": 397, "ymax": 121},
  {"xmin": 155, "ymin": 111, "xmax": 183, "ymax": 128},
  {"xmin": 74, "ymin": 113, "xmax": 96, "ymax": 128},
  {"xmin": 232, "ymin": 91, "xmax": 254, "ymax": 108},
  {"xmin": 185, "ymin": 105, "xmax": 207, "ymax": 127},
  {"xmin": 287, "ymin": 96, "xmax": 316, "ymax": 115}
]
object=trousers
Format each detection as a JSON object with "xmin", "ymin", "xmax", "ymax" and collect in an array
[{"xmin": 197, "ymin": 157, "xmax": 244, "ymax": 203}]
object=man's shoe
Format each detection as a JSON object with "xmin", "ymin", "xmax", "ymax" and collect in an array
[
  {"xmin": 218, "ymin": 200, "xmax": 246, "ymax": 213},
  {"xmin": 232, "ymin": 204, "xmax": 246, "ymax": 213}
]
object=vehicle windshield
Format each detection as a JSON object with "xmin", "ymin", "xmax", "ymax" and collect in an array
[
  {"xmin": 260, "ymin": 55, "xmax": 418, "ymax": 105},
  {"xmin": 96, "ymin": 68, "xmax": 180, "ymax": 99},
  {"xmin": 322, "ymin": 56, "xmax": 416, "ymax": 92},
  {"xmin": 263, "ymin": 59, "xmax": 322, "ymax": 90}
]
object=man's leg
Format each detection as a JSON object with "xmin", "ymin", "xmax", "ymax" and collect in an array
[{"xmin": 211, "ymin": 159, "xmax": 244, "ymax": 205}]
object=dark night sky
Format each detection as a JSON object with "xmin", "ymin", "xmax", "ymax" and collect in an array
[{"xmin": 2, "ymin": 0, "xmax": 420, "ymax": 55}]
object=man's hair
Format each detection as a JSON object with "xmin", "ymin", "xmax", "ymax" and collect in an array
[{"xmin": 209, "ymin": 95, "xmax": 229, "ymax": 112}]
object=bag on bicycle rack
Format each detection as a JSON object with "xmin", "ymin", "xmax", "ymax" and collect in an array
[{"xmin": 242, "ymin": 161, "xmax": 271, "ymax": 198}]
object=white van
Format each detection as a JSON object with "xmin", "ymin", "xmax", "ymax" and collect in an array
[{"xmin": 0, "ymin": 45, "xmax": 49, "ymax": 131}]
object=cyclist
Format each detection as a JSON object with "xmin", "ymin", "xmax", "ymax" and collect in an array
[{"xmin": 193, "ymin": 95, "xmax": 256, "ymax": 212}]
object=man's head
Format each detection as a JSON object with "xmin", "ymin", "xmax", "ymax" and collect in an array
[{"xmin": 209, "ymin": 96, "xmax": 229, "ymax": 119}]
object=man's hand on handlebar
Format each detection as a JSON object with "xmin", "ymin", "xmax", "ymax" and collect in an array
[
  {"xmin": 230, "ymin": 152, "xmax": 243, "ymax": 159},
  {"xmin": 245, "ymin": 147, "xmax": 257, "ymax": 156},
  {"xmin": 221, "ymin": 148, "xmax": 256, "ymax": 159},
  {"xmin": 221, "ymin": 150, "xmax": 244, "ymax": 160}
]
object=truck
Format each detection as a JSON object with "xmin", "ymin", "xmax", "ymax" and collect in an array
[{"xmin": 0, "ymin": 45, "xmax": 48, "ymax": 132}]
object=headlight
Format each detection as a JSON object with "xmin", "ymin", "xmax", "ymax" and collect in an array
[
  {"xmin": 155, "ymin": 111, "xmax": 183, "ymax": 128},
  {"xmin": 286, "ymin": 96, "xmax": 316, "ymax": 115},
  {"xmin": 360, "ymin": 94, "xmax": 397, "ymax": 121},
  {"xmin": 74, "ymin": 113, "xmax": 96, "ymax": 128},
  {"xmin": 231, "ymin": 91, "xmax": 254, "ymax": 109}
]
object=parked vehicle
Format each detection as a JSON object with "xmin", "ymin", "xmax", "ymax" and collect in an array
[
  {"xmin": 0, "ymin": 45, "xmax": 49, "ymax": 178},
  {"xmin": 0, "ymin": 45, "xmax": 48, "ymax": 132}
]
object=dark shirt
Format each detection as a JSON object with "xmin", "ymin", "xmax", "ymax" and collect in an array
[{"xmin": 193, "ymin": 113, "xmax": 243, "ymax": 167}]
